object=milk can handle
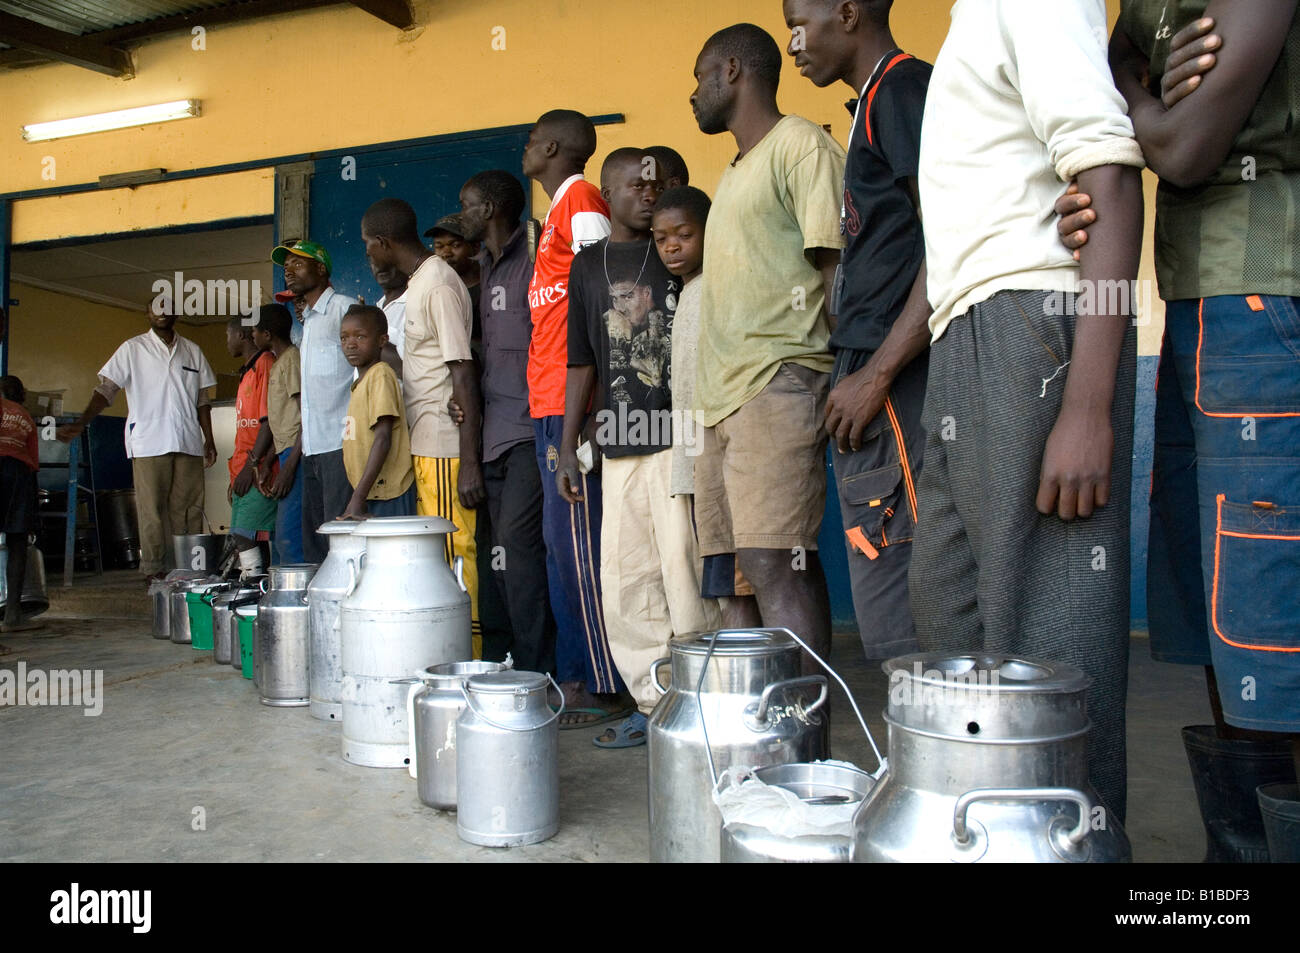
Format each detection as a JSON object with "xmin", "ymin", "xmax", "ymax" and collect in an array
[
  {"xmin": 453, "ymin": 555, "xmax": 467, "ymax": 593},
  {"xmin": 952, "ymin": 787, "xmax": 1092, "ymax": 848},
  {"xmin": 749, "ymin": 675, "xmax": 828, "ymax": 728},
  {"xmin": 650, "ymin": 656, "xmax": 670, "ymax": 696},
  {"xmin": 459, "ymin": 673, "xmax": 565, "ymax": 732},
  {"xmin": 767, "ymin": 627, "xmax": 884, "ymax": 775},
  {"xmin": 344, "ymin": 558, "xmax": 359, "ymax": 598}
]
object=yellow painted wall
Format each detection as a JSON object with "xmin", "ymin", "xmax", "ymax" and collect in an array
[
  {"xmin": 7, "ymin": 282, "xmax": 236, "ymax": 410},
  {"xmin": 11, "ymin": 169, "xmax": 274, "ymax": 244},
  {"xmin": 0, "ymin": 0, "xmax": 1162, "ymax": 350}
]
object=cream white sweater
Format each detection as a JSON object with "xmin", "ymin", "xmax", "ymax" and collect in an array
[{"xmin": 919, "ymin": 0, "xmax": 1145, "ymax": 341}]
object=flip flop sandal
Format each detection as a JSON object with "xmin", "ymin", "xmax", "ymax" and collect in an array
[
  {"xmin": 557, "ymin": 705, "xmax": 632, "ymax": 731},
  {"xmin": 593, "ymin": 712, "xmax": 648, "ymax": 749}
]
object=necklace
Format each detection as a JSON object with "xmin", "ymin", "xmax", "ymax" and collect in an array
[{"xmin": 603, "ymin": 237, "xmax": 652, "ymax": 298}]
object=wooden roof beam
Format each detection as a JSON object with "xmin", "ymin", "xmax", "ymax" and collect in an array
[
  {"xmin": 0, "ymin": 11, "xmax": 130, "ymax": 76},
  {"xmin": 347, "ymin": 0, "xmax": 413, "ymax": 29}
]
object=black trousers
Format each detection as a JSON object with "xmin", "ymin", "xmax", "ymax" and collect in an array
[
  {"xmin": 482, "ymin": 441, "xmax": 556, "ymax": 675},
  {"xmin": 300, "ymin": 450, "xmax": 351, "ymax": 564}
]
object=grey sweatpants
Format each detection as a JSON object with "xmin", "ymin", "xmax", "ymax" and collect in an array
[{"xmin": 909, "ymin": 290, "xmax": 1136, "ymax": 825}]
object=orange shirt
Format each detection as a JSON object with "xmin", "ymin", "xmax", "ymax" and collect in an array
[
  {"xmin": 229, "ymin": 350, "xmax": 275, "ymax": 484},
  {"xmin": 0, "ymin": 398, "xmax": 39, "ymax": 471},
  {"xmin": 526, "ymin": 175, "xmax": 611, "ymax": 417}
]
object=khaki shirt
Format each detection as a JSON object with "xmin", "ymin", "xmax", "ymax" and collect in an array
[
  {"xmin": 267, "ymin": 345, "xmax": 302, "ymax": 454},
  {"xmin": 402, "ymin": 255, "xmax": 474, "ymax": 458},
  {"xmin": 343, "ymin": 361, "xmax": 414, "ymax": 501}
]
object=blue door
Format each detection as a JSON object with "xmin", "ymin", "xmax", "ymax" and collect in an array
[{"xmin": 290, "ymin": 129, "xmax": 532, "ymax": 301}]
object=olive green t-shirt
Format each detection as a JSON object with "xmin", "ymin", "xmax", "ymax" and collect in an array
[
  {"xmin": 697, "ymin": 115, "xmax": 846, "ymax": 427},
  {"xmin": 343, "ymin": 361, "xmax": 414, "ymax": 501},
  {"xmin": 1117, "ymin": 1, "xmax": 1300, "ymax": 299}
]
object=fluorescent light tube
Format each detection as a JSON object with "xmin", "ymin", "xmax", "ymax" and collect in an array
[{"xmin": 22, "ymin": 99, "xmax": 200, "ymax": 142}]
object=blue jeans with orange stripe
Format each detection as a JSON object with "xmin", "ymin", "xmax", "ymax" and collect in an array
[
  {"xmin": 1148, "ymin": 294, "xmax": 1300, "ymax": 732},
  {"xmin": 830, "ymin": 346, "xmax": 926, "ymax": 660}
]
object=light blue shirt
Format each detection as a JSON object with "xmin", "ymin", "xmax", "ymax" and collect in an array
[{"xmin": 298, "ymin": 285, "xmax": 357, "ymax": 456}]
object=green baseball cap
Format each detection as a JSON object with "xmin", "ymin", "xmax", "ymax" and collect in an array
[{"xmin": 271, "ymin": 239, "xmax": 333, "ymax": 275}]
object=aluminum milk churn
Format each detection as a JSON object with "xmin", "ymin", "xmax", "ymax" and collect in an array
[
  {"xmin": 851, "ymin": 654, "xmax": 1131, "ymax": 863},
  {"xmin": 340, "ymin": 516, "xmax": 471, "ymax": 768},
  {"xmin": 410, "ymin": 659, "xmax": 512, "ymax": 809},
  {"xmin": 307, "ymin": 522, "xmax": 365, "ymax": 722},
  {"xmin": 647, "ymin": 629, "xmax": 829, "ymax": 863},
  {"xmin": 169, "ymin": 575, "xmax": 216, "ymax": 644},
  {"xmin": 456, "ymin": 671, "xmax": 560, "ymax": 847},
  {"xmin": 150, "ymin": 569, "xmax": 204, "ymax": 640},
  {"xmin": 255, "ymin": 564, "xmax": 318, "ymax": 707}
]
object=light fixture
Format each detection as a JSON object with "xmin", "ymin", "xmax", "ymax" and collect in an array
[{"xmin": 22, "ymin": 99, "xmax": 200, "ymax": 143}]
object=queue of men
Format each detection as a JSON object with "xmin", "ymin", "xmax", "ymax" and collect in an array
[{"xmin": 55, "ymin": 0, "xmax": 1297, "ymax": 859}]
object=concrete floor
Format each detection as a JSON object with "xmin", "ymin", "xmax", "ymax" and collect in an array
[{"xmin": 0, "ymin": 571, "xmax": 1212, "ymax": 862}]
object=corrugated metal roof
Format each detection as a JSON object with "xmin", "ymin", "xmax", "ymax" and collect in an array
[{"xmin": 0, "ymin": 1, "xmax": 233, "ymax": 35}]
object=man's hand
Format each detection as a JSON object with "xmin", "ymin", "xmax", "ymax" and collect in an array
[
  {"xmin": 232, "ymin": 462, "xmax": 255, "ymax": 497},
  {"xmin": 580, "ymin": 418, "xmax": 603, "ymax": 478},
  {"xmin": 1161, "ymin": 17, "xmax": 1220, "ymax": 108},
  {"xmin": 447, "ymin": 397, "xmax": 465, "ymax": 427},
  {"xmin": 1054, "ymin": 182, "xmax": 1095, "ymax": 261},
  {"xmin": 457, "ymin": 459, "xmax": 486, "ymax": 510},
  {"xmin": 55, "ymin": 421, "xmax": 85, "ymax": 444},
  {"xmin": 269, "ymin": 460, "xmax": 297, "ymax": 499},
  {"xmin": 825, "ymin": 364, "xmax": 890, "ymax": 453},
  {"xmin": 337, "ymin": 496, "xmax": 369, "ymax": 521},
  {"xmin": 203, "ymin": 438, "xmax": 218, "ymax": 469},
  {"xmin": 1036, "ymin": 406, "xmax": 1113, "ymax": 521},
  {"xmin": 556, "ymin": 449, "xmax": 584, "ymax": 504}
]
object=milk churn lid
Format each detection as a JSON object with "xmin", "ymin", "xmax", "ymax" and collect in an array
[
  {"xmin": 882, "ymin": 653, "xmax": 1089, "ymax": 695},
  {"xmin": 353, "ymin": 515, "xmax": 458, "ymax": 537},
  {"xmin": 466, "ymin": 670, "xmax": 548, "ymax": 694},
  {"xmin": 317, "ymin": 520, "xmax": 360, "ymax": 536},
  {"xmin": 670, "ymin": 629, "xmax": 798, "ymax": 658}
]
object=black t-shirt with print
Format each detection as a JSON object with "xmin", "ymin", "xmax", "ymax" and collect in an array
[
  {"xmin": 567, "ymin": 237, "xmax": 678, "ymax": 458},
  {"xmin": 834, "ymin": 54, "xmax": 931, "ymax": 353}
]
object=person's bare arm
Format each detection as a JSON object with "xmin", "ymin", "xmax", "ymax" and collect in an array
[
  {"xmin": 448, "ymin": 359, "xmax": 485, "ymax": 509},
  {"xmin": 268, "ymin": 429, "xmax": 302, "ymax": 499},
  {"xmin": 235, "ymin": 420, "xmax": 275, "ymax": 496},
  {"xmin": 1036, "ymin": 164, "xmax": 1143, "ymax": 522},
  {"xmin": 57, "ymin": 392, "xmax": 111, "ymax": 443},
  {"xmin": 380, "ymin": 343, "xmax": 402, "ymax": 378},
  {"xmin": 198, "ymin": 399, "xmax": 217, "ymax": 468},
  {"xmin": 341, "ymin": 416, "xmax": 394, "ymax": 520},
  {"xmin": 557, "ymin": 365, "xmax": 597, "ymax": 505},
  {"xmin": 1111, "ymin": 2, "xmax": 1297, "ymax": 188},
  {"xmin": 825, "ymin": 178, "xmax": 932, "ymax": 452}
]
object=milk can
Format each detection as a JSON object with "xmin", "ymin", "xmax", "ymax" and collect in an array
[
  {"xmin": 409, "ymin": 659, "xmax": 512, "ymax": 809},
  {"xmin": 150, "ymin": 569, "xmax": 205, "ymax": 640},
  {"xmin": 306, "ymin": 522, "xmax": 365, "ymax": 722},
  {"xmin": 255, "ymin": 563, "xmax": 318, "ymax": 707},
  {"xmin": 340, "ymin": 516, "xmax": 471, "ymax": 767},
  {"xmin": 172, "ymin": 533, "xmax": 226, "ymax": 573},
  {"xmin": 169, "ymin": 576, "xmax": 216, "ymax": 644},
  {"xmin": 647, "ymin": 629, "xmax": 830, "ymax": 863},
  {"xmin": 851, "ymin": 653, "xmax": 1132, "ymax": 863},
  {"xmin": 211, "ymin": 583, "xmax": 263, "ymax": 666},
  {"xmin": 0, "ymin": 534, "xmax": 48, "ymax": 618},
  {"xmin": 456, "ymin": 671, "xmax": 560, "ymax": 847}
]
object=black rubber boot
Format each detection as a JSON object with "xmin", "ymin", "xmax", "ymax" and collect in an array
[
  {"xmin": 1257, "ymin": 784, "xmax": 1300, "ymax": 863},
  {"xmin": 1183, "ymin": 725, "xmax": 1298, "ymax": 863}
]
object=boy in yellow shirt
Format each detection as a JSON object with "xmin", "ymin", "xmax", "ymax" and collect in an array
[{"xmin": 339, "ymin": 305, "xmax": 416, "ymax": 519}]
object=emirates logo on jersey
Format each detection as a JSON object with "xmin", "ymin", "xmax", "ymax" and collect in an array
[{"xmin": 539, "ymin": 223, "xmax": 556, "ymax": 253}]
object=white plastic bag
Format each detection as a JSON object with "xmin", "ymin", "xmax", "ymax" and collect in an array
[{"xmin": 713, "ymin": 762, "xmax": 864, "ymax": 841}]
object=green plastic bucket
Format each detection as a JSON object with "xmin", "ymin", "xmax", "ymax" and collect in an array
[
  {"xmin": 236, "ymin": 608, "xmax": 256, "ymax": 679},
  {"xmin": 186, "ymin": 590, "xmax": 215, "ymax": 651}
]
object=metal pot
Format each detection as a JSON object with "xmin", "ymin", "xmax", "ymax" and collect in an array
[
  {"xmin": 720, "ymin": 762, "xmax": 876, "ymax": 863},
  {"xmin": 211, "ymin": 583, "xmax": 262, "ymax": 665},
  {"xmin": 97, "ymin": 489, "xmax": 140, "ymax": 569},
  {"xmin": 0, "ymin": 534, "xmax": 48, "ymax": 618},
  {"xmin": 340, "ymin": 516, "xmax": 471, "ymax": 768},
  {"xmin": 172, "ymin": 533, "xmax": 226, "ymax": 574},
  {"xmin": 255, "ymin": 563, "xmax": 318, "ymax": 707},
  {"xmin": 456, "ymin": 670, "xmax": 560, "ymax": 847},
  {"xmin": 851, "ymin": 654, "xmax": 1131, "ymax": 863},
  {"xmin": 409, "ymin": 659, "xmax": 513, "ymax": 809},
  {"xmin": 306, "ymin": 522, "xmax": 365, "ymax": 722},
  {"xmin": 647, "ymin": 629, "xmax": 830, "ymax": 863}
]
